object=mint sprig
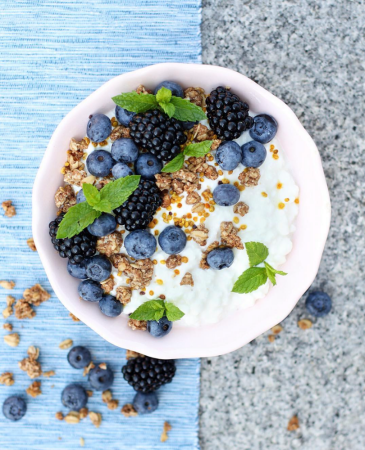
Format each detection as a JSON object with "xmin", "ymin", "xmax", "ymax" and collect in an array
[
  {"xmin": 56, "ymin": 175, "xmax": 140, "ymax": 239},
  {"xmin": 161, "ymin": 140, "xmax": 213, "ymax": 173},
  {"xmin": 112, "ymin": 87, "xmax": 206, "ymax": 122},
  {"xmin": 232, "ymin": 242, "xmax": 287, "ymax": 294},
  {"xmin": 130, "ymin": 299, "xmax": 185, "ymax": 322}
]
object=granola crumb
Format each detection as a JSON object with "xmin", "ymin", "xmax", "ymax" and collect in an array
[
  {"xmin": 238, "ymin": 167, "xmax": 261, "ymax": 187},
  {"xmin": 298, "ymin": 319, "xmax": 313, "ymax": 330},
  {"xmin": 161, "ymin": 189, "xmax": 171, "ymax": 208},
  {"xmin": 27, "ymin": 346, "xmax": 40, "ymax": 360},
  {"xmin": 161, "ymin": 421, "xmax": 172, "ymax": 442},
  {"xmin": 126, "ymin": 350, "xmax": 145, "ymax": 360},
  {"xmin": 23, "ymin": 284, "xmax": 50, "ymax": 306},
  {"xmin": 19, "ymin": 352, "xmax": 42, "ymax": 379},
  {"xmin": 64, "ymin": 411, "xmax": 80, "ymax": 424},
  {"xmin": 211, "ymin": 139, "xmax": 221, "ymax": 151},
  {"xmin": 268, "ymin": 334, "xmax": 275, "ymax": 343},
  {"xmin": 107, "ymin": 399, "xmax": 119, "ymax": 410},
  {"xmin": 54, "ymin": 185, "xmax": 76, "ymax": 212},
  {"xmin": 14, "ymin": 300, "xmax": 36, "ymax": 319},
  {"xmin": 4, "ymin": 333, "xmax": 20, "ymax": 347},
  {"xmin": 2, "ymin": 305, "xmax": 13, "ymax": 319},
  {"xmin": 287, "ymin": 415, "xmax": 300, "ymax": 431},
  {"xmin": 2, "ymin": 200, "xmax": 16, "ymax": 217},
  {"xmin": 86, "ymin": 390, "xmax": 93, "ymax": 397},
  {"xmin": 101, "ymin": 390, "xmax": 112, "ymax": 403},
  {"xmin": 184, "ymin": 87, "xmax": 206, "ymax": 107},
  {"xmin": 79, "ymin": 408, "xmax": 89, "ymax": 419},
  {"xmin": 6, "ymin": 295, "xmax": 15, "ymax": 306},
  {"xmin": 89, "ymin": 411, "xmax": 102, "ymax": 428},
  {"xmin": 121, "ymin": 403, "xmax": 138, "ymax": 418},
  {"xmin": 80, "ymin": 437, "xmax": 85, "ymax": 447},
  {"xmin": 69, "ymin": 313, "xmax": 80, "ymax": 322},
  {"xmin": 43, "ymin": 370, "xmax": 56, "ymax": 378},
  {"xmin": 0, "ymin": 372, "xmax": 14, "ymax": 386},
  {"xmin": 100, "ymin": 276, "xmax": 115, "ymax": 294},
  {"xmin": 116, "ymin": 286, "xmax": 132, "ymax": 305},
  {"xmin": 99, "ymin": 363, "xmax": 107, "ymax": 370},
  {"xmin": 220, "ymin": 221, "xmax": 244, "ymax": 250},
  {"xmin": 59, "ymin": 338, "xmax": 73, "ymax": 350},
  {"xmin": 64, "ymin": 168, "xmax": 87, "ymax": 187},
  {"xmin": 0, "ymin": 280, "xmax": 15, "ymax": 290},
  {"xmin": 26, "ymin": 380, "xmax": 42, "ymax": 398},
  {"xmin": 136, "ymin": 84, "xmax": 152, "ymax": 95},
  {"xmin": 3, "ymin": 323, "xmax": 13, "ymax": 331},
  {"xmin": 180, "ymin": 272, "xmax": 194, "ymax": 287},
  {"xmin": 233, "ymin": 201, "xmax": 249, "ymax": 217},
  {"xmin": 110, "ymin": 125, "xmax": 130, "ymax": 141},
  {"xmin": 189, "ymin": 123, "xmax": 215, "ymax": 142},
  {"xmin": 55, "ymin": 411, "xmax": 64, "ymax": 421},
  {"xmin": 128, "ymin": 319, "xmax": 147, "ymax": 331},
  {"xmin": 271, "ymin": 324, "xmax": 283, "ymax": 335},
  {"xmin": 96, "ymin": 231, "xmax": 123, "ymax": 257},
  {"xmin": 26, "ymin": 238, "xmax": 37, "ymax": 251},
  {"xmin": 166, "ymin": 254, "xmax": 182, "ymax": 270},
  {"xmin": 186, "ymin": 191, "xmax": 201, "ymax": 205},
  {"xmin": 204, "ymin": 165, "xmax": 218, "ymax": 180},
  {"xmin": 83, "ymin": 362, "xmax": 95, "ymax": 377},
  {"xmin": 190, "ymin": 224, "xmax": 209, "ymax": 246}
]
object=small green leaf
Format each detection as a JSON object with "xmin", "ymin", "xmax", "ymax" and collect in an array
[
  {"xmin": 156, "ymin": 86, "xmax": 172, "ymax": 104},
  {"xmin": 100, "ymin": 175, "xmax": 141, "ymax": 210},
  {"xmin": 112, "ymin": 92, "xmax": 158, "ymax": 113},
  {"xmin": 165, "ymin": 302, "xmax": 185, "ymax": 322},
  {"xmin": 183, "ymin": 140, "xmax": 213, "ymax": 157},
  {"xmin": 232, "ymin": 267, "xmax": 268, "ymax": 294},
  {"xmin": 245, "ymin": 242, "xmax": 269, "ymax": 267},
  {"xmin": 56, "ymin": 203, "xmax": 101, "ymax": 239},
  {"xmin": 159, "ymin": 102, "xmax": 175, "ymax": 118},
  {"xmin": 129, "ymin": 300, "xmax": 165, "ymax": 321},
  {"xmin": 161, "ymin": 153, "xmax": 185, "ymax": 173},
  {"xmin": 82, "ymin": 183, "xmax": 100, "ymax": 207},
  {"xmin": 264, "ymin": 262, "xmax": 287, "ymax": 286},
  {"xmin": 170, "ymin": 96, "xmax": 207, "ymax": 121},
  {"xmin": 92, "ymin": 199, "xmax": 112, "ymax": 213},
  {"xmin": 154, "ymin": 310, "xmax": 165, "ymax": 321}
]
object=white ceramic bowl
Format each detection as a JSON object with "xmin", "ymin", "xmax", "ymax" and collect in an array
[{"xmin": 33, "ymin": 63, "xmax": 331, "ymax": 359}]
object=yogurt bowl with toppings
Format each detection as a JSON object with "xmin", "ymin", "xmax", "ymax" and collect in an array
[{"xmin": 33, "ymin": 63, "xmax": 330, "ymax": 358}]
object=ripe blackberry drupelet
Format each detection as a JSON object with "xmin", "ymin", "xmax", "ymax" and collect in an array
[
  {"xmin": 122, "ymin": 356, "xmax": 176, "ymax": 393},
  {"xmin": 113, "ymin": 179, "xmax": 162, "ymax": 231},
  {"xmin": 206, "ymin": 86, "xmax": 254, "ymax": 141},
  {"xmin": 49, "ymin": 214, "xmax": 96, "ymax": 264},
  {"xmin": 129, "ymin": 110, "xmax": 187, "ymax": 162}
]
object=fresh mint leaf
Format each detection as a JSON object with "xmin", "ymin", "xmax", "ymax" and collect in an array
[
  {"xmin": 161, "ymin": 153, "xmax": 184, "ymax": 173},
  {"xmin": 129, "ymin": 300, "xmax": 165, "ymax": 321},
  {"xmin": 159, "ymin": 102, "xmax": 175, "ymax": 118},
  {"xmin": 245, "ymin": 242, "xmax": 269, "ymax": 267},
  {"xmin": 56, "ymin": 203, "xmax": 101, "ymax": 239},
  {"xmin": 154, "ymin": 309, "xmax": 165, "ymax": 321},
  {"xmin": 156, "ymin": 86, "xmax": 172, "ymax": 104},
  {"xmin": 99, "ymin": 175, "xmax": 140, "ymax": 210},
  {"xmin": 170, "ymin": 96, "xmax": 207, "ymax": 121},
  {"xmin": 112, "ymin": 92, "xmax": 158, "ymax": 113},
  {"xmin": 82, "ymin": 183, "xmax": 100, "ymax": 207},
  {"xmin": 92, "ymin": 199, "xmax": 112, "ymax": 213},
  {"xmin": 232, "ymin": 267, "xmax": 268, "ymax": 294},
  {"xmin": 264, "ymin": 262, "xmax": 287, "ymax": 286},
  {"xmin": 183, "ymin": 140, "xmax": 213, "ymax": 157},
  {"xmin": 165, "ymin": 302, "xmax": 185, "ymax": 322}
]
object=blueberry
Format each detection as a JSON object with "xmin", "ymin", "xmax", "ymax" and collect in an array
[
  {"xmin": 99, "ymin": 294, "xmax": 123, "ymax": 317},
  {"xmin": 305, "ymin": 291, "xmax": 332, "ymax": 317},
  {"xmin": 111, "ymin": 138, "xmax": 139, "ymax": 163},
  {"xmin": 85, "ymin": 255, "xmax": 112, "ymax": 282},
  {"xmin": 154, "ymin": 80, "xmax": 184, "ymax": 98},
  {"xmin": 158, "ymin": 225, "xmax": 187, "ymax": 254},
  {"xmin": 67, "ymin": 259, "xmax": 88, "ymax": 279},
  {"xmin": 3, "ymin": 396, "xmax": 27, "ymax": 421},
  {"xmin": 241, "ymin": 141, "xmax": 267, "ymax": 168},
  {"xmin": 207, "ymin": 247, "xmax": 234, "ymax": 270},
  {"xmin": 76, "ymin": 189, "xmax": 86, "ymax": 204},
  {"xmin": 61, "ymin": 384, "xmax": 88, "ymax": 410},
  {"xmin": 87, "ymin": 213, "xmax": 116, "ymax": 237},
  {"xmin": 135, "ymin": 153, "xmax": 162, "ymax": 180},
  {"xmin": 67, "ymin": 346, "xmax": 92, "ymax": 369},
  {"xmin": 215, "ymin": 141, "xmax": 242, "ymax": 170},
  {"xmin": 133, "ymin": 391, "xmax": 159, "ymax": 414},
  {"xmin": 249, "ymin": 114, "xmax": 278, "ymax": 144},
  {"xmin": 213, "ymin": 184, "xmax": 240, "ymax": 206},
  {"xmin": 182, "ymin": 121, "xmax": 198, "ymax": 130},
  {"xmin": 115, "ymin": 105, "xmax": 136, "ymax": 127},
  {"xmin": 124, "ymin": 230, "xmax": 157, "ymax": 260},
  {"xmin": 89, "ymin": 365, "xmax": 114, "ymax": 391},
  {"xmin": 78, "ymin": 280, "xmax": 104, "ymax": 302},
  {"xmin": 112, "ymin": 162, "xmax": 134, "ymax": 179},
  {"xmin": 86, "ymin": 150, "xmax": 114, "ymax": 177},
  {"xmin": 147, "ymin": 316, "xmax": 172, "ymax": 338},
  {"xmin": 87, "ymin": 113, "xmax": 112, "ymax": 143}
]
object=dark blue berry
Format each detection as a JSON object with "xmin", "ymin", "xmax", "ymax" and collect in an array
[
  {"xmin": 3, "ymin": 396, "xmax": 27, "ymax": 421},
  {"xmin": 215, "ymin": 141, "xmax": 242, "ymax": 170},
  {"xmin": 99, "ymin": 294, "xmax": 123, "ymax": 317},
  {"xmin": 124, "ymin": 230, "xmax": 156, "ymax": 260},
  {"xmin": 249, "ymin": 114, "xmax": 278, "ymax": 144},
  {"xmin": 67, "ymin": 346, "xmax": 92, "ymax": 369},
  {"xmin": 85, "ymin": 255, "xmax": 112, "ymax": 282},
  {"xmin": 305, "ymin": 291, "xmax": 332, "ymax": 317},
  {"xmin": 213, "ymin": 184, "xmax": 240, "ymax": 206},
  {"xmin": 111, "ymin": 138, "xmax": 139, "ymax": 163},
  {"xmin": 182, "ymin": 121, "xmax": 198, "ymax": 130},
  {"xmin": 76, "ymin": 189, "xmax": 86, "ymax": 204},
  {"xmin": 147, "ymin": 316, "xmax": 172, "ymax": 338},
  {"xmin": 115, "ymin": 105, "xmax": 136, "ymax": 127},
  {"xmin": 88, "ymin": 365, "xmax": 114, "ymax": 391},
  {"xmin": 135, "ymin": 153, "xmax": 162, "ymax": 180},
  {"xmin": 67, "ymin": 259, "xmax": 88, "ymax": 279},
  {"xmin": 87, "ymin": 113, "xmax": 112, "ymax": 143},
  {"xmin": 154, "ymin": 80, "xmax": 184, "ymax": 98},
  {"xmin": 86, "ymin": 150, "xmax": 114, "ymax": 177},
  {"xmin": 112, "ymin": 162, "xmax": 134, "ymax": 179},
  {"xmin": 133, "ymin": 391, "xmax": 159, "ymax": 414},
  {"xmin": 158, "ymin": 225, "xmax": 187, "ymax": 254},
  {"xmin": 78, "ymin": 280, "xmax": 104, "ymax": 302},
  {"xmin": 61, "ymin": 384, "xmax": 88, "ymax": 410},
  {"xmin": 87, "ymin": 213, "xmax": 116, "ymax": 237},
  {"xmin": 241, "ymin": 140, "xmax": 267, "ymax": 168},
  {"xmin": 207, "ymin": 247, "xmax": 234, "ymax": 270}
]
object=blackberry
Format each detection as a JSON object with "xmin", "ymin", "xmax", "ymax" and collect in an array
[
  {"xmin": 129, "ymin": 110, "xmax": 187, "ymax": 162},
  {"xmin": 122, "ymin": 356, "xmax": 176, "ymax": 393},
  {"xmin": 49, "ymin": 214, "xmax": 96, "ymax": 264},
  {"xmin": 206, "ymin": 86, "xmax": 254, "ymax": 141},
  {"xmin": 113, "ymin": 179, "xmax": 162, "ymax": 231}
]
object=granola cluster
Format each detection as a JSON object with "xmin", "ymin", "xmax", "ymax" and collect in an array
[{"xmin": 111, "ymin": 254, "xmax": 154, "ymax": 290}]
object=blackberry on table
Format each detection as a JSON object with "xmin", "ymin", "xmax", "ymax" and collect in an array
[
  {"xmin": 49, "ymin": 214, "xmax": 96, "ymax": 264},
  {"xmin": 113, "ymin": 179, "xmax": 162, "ymax": 231},
  {"xmin": 129, "ymin": 110, "xmax": 187, "ymax": 162},
  {"xmin": 206, "ymin": 86, "xmax": 254, "ymax": 141},
  {"xmin": 122, "ymin": 356, "xmax": 176, "ymax": 393}
]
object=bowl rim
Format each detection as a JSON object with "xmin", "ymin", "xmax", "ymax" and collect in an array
[{"xmin": 33, "ymin": 63, "xmax": 331, "ymax": 359}]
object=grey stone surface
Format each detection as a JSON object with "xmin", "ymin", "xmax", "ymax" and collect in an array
[{"xmin": 200, "ymin": 1, "xmax": 365, "ymax": 449}]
